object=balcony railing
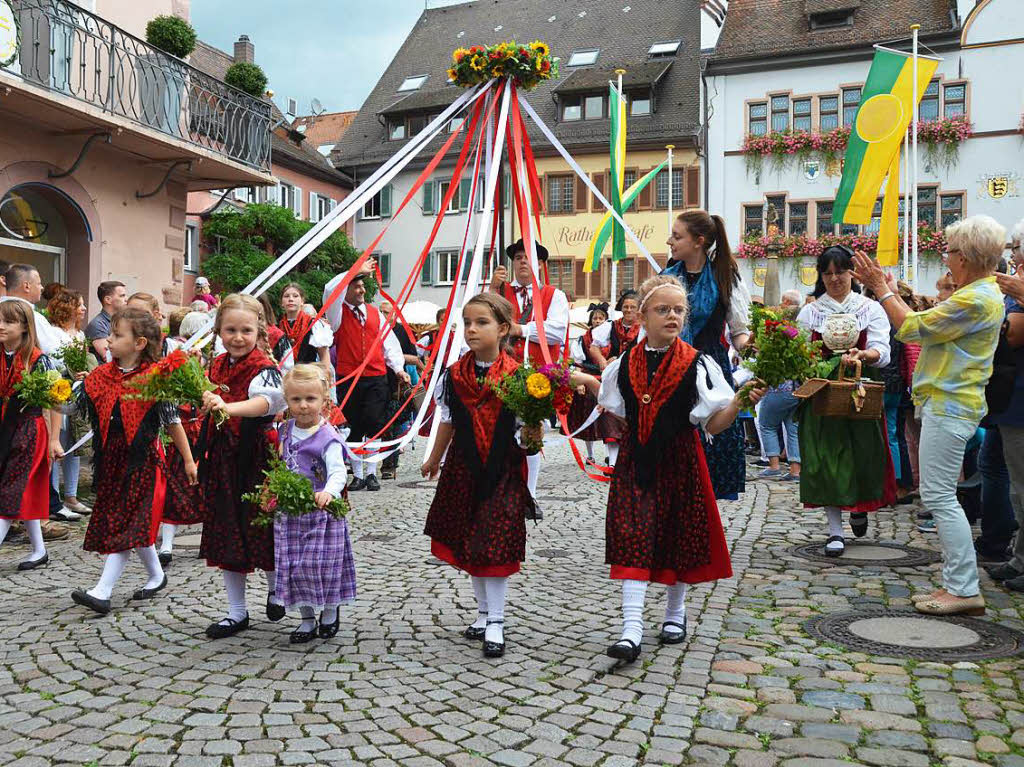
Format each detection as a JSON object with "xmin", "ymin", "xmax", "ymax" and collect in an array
[{"xmin": 4, "ymin": 0, "xmax": 272, "ymax": 172}]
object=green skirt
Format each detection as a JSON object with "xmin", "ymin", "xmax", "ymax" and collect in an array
[{"xmin": 797, "ymin": 403, "xmax": 897, "ymax": 511}]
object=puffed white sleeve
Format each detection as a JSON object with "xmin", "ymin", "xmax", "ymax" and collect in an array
[
  {"xmin": 727, "ymin": 277, "xmax": 752, "ymax": 338},
  {"xmin": 590, "ymin": 321, "xmax": 612, "ymax": 348},
  {"xmin": 248, "ymin": 368, "xmax": 286, "ymax": 415},
  {"xmin": 523, "ymin": 288, "xmax": 569, "ymax": 346},
  {"xmin": 309, "ymin": 319, "xmax": 333, "ymax": 348},
  {"xmin": 433, "ymin": 370, "xmax": 452, "ymax": 423},
  {"xmin": 689, "ymin": 356, "xmax": 736, "ymax": 432},
  {"xmin": 597, "ymin": 357, "xmax": 626, "ymax": 419},
  {"xmin": 322, "ymin": 440, "xmax": 348, "ymax": 498},
  {"xmin": 864, "ymin": 301, "xmax": 892, "ymax": 368},
  {"xmin": 322, "ymin": 272, "xmax": 348, "ymax": 332}
]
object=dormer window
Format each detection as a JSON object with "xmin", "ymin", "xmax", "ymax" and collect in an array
[
  {"xmin": 809, "ymin": 10, "xmax": 854, "ymax": 29},
  {"xmin": 567, "ymin": 49, "xmax": 599, "ymax": 67},
  {"xmin": 398, "ymin": 74, "xmax": 428, "ymax": 92},
  {"xmin": 648, "ymin": 40, "xmax": 681, "ymax": 57}
]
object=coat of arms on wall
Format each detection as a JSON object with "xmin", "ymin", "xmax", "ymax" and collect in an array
[
  {"xmin": 800, "ymin": 265, "xmax": 817, "ymax": 286},
  {"xmin": 977, "ymin": 173, "xmax": 1020, "ymax": 200},
  {"xmin": 803, "ymin": 161, "xmax": 821, "ymax": 182},
  {"xmin": 753, "ymin": 267, "xmax": 766, "ymax": 287}
]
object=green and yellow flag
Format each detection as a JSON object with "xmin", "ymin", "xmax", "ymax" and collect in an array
[{"xmin": 833, "ymin": 46, "xmax": 938, "ymax": 239}]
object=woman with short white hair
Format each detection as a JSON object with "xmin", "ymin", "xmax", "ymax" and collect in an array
[{"xmin": 854, "ymin": 214, "xmax": 1006, "ymax": 616}]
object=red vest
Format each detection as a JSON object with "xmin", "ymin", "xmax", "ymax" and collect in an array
[
  {"xmin": 334, "ymin": 304, "xmax": 387, "ymax": 378},
  {"xmin": 501, "ymin": 283, "xmax": 563, "ymax": 366}
]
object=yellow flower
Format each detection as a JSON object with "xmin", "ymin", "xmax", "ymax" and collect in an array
[
  {"xmin": 49, "ymin": 378, "xmax": 72, "ymax": 402},
  {"xmin": 470, "ymin": 55, "xmax": 486, "ymax": 71},
  {"xmin": 447, "ymin": 67, "xmax": 457, "ymax": 81},
  {"xmin": 453, "ymin": 47, "xmax": 469, "ymax": 62},
  {"xmin": 492, "ymin": 65, "xmax": 504, "ymax": 78},
  {"xmin": 530, "ymin": 40, "xmax": 550, "ymax": 57},
  {"xmin": 526, "ymin": 372, "xmax": 551, "ymax": 399}
]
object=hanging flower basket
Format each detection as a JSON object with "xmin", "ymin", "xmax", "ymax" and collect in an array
[
  {"xmin": 917, "ymin": 115, "xmax": 972, "ymax": 171},
  {"xmin": 742, "ymin": 127, "xmax": 851, "ymax": 176},
  {"xmin": 449, "ymin": 41, "xmax": 557, "ymax": 90},
  {"xmin": 735, "ymin": 224, "xmax": 947, "ymax": 261}
]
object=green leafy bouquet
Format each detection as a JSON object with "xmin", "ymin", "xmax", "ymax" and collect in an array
[
  {"xmin": 57, "ymin": 336, "xmax": 92, "ymax": 377},
  {"xmin": 13, "ymin": 368, "xmax": 73, "ymax": 410},
  {"xmin": 244, "ymin": 451, "xmax": 350, "ymax": 528},
  {"xmin": 488, "ymin": 361, "xmax": 573, "ymax": 452},
  {"xmin": 124, "ymin": 350, "xmax": 226, "ymax": 425},
  {"xmin": 739, "ymin": 305, "xmax": 839, "ymax": 406}
]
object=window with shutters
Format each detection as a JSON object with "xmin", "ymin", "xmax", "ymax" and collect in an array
[
  {"xmin": 748, "ymin": 102, "xmax": 767, "ymax": 136},
  {"xmin": 438, "ymin": 181, "xmax": 459, "ymax": 214},
  {"xmin": 940, "ymin": 193, "xmax": 963, "ymax": 227},
  {"xmin": 421, "ymin": 253, "xmax": 434, "ymax": 286},
  {"xmin": 793, "ymin": 98, "xmax": 812, "ymax": 132},
  {"xmin": 435, "ymin": 249, "xmax": 461, "ymax": 286},
  {"xmin": 686, "ymin": 166, "xmax": 700, "ymax": 208},
  {"xmin": 789, "ymin": 202, "xmax": 808, "ymax": 235},
  {"xmin": 744, "ymin": 205, "xmax": 763, "ymax": 236},
  {"xmin": 622, "ymin": 169, "xmax": 638, "ymax": 212},
  {"xmin": 314, "ymin": 195, "xmax": 332, "ymax": 222},
  {"xmin": 362, "ymin": 186, "xmax": 391, "ymax": 219},
  {"xmin": 547, "ymin": 174, "xmax": 575, "ymax": 214},
  {"xmin": 618, "ymin": 258, "xmax": 636, "ymax": 292},
  {"xmin": 377, "ymin": 253, "xmax": 391, "ymax": 288},
  {"xmin": 591, "ymin": 171, "xmax": 607, "ymax": 211},
  {"xmin": 920, "ymin": 80, "xmax": 940, "ymax": 121},
  {"xmin": 184, "ymin": 224, "xmax": 197, "ymax": 272},
  {"xmin": 815, "ymin": 201, "xmax": 833, "ymax": 236},
  {"xmin": 771, "ymin": 95, "xmax": 790, "ymax": 132},
  {"xmin": 655, "ymin": 169, "xmax": 684, "ymax": 210},
  {"xmin": 842, "ymin": 87, "xmax": 861, "ymax": 127},
  {"xmin": 548, "ymin": 259, "xmax": 575, "ymax": 297},
  {"xmin": 819, "ymin": 95, "xmax": 839, "ymax": 131},
  {"xmin": 943, "ymin": 83, "xmax": 966, "ymax": 117}
]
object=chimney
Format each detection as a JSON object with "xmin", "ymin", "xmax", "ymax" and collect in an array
[{"xmin": 234, "ymin": 34, "xmax": 255, "ymax": 64}]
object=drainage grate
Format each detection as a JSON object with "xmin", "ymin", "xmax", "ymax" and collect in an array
[
  {"xmin": 789, "ymin": 541, "xmax": 941, "ymax": 567},
  {"xmin": 804, "ymin": 608, "xmax": 1024, "ymax": 661}
]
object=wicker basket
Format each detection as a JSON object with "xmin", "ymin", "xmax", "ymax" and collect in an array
[{"xmin": 793, "ymin": 359, "xmax": 884, "ymax": 421}]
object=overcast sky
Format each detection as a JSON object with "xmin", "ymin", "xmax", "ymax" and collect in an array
[{"xmin": 191, "ymin": 0, "xmax": 441, "ymax": 116}]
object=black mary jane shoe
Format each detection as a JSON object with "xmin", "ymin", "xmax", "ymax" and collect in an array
[
  {"xmin": 463, "ymin": 625, "xmax": 486, "ymax": 641},
  {"xmin": 18, "ymin": 553, "xmax": 49, "ymax": 571},
  {"xmin": 850, "ymin": 512, "xmax": 868, "ymax": 538},
  {"xmin": 266, "ymin": 593, "xmax": 286, "ymax": 622},
  {"xmin": 290, "ymin": 622, "xmax": 319, "ymax": 644},
  {"xmin": 71, "ymin": 589, "xmax": 111, "ymax": 615},
  {"xmin": 482, "ymin": 620, "xmax": 505, "ymax": 658},
  {"xmin": 319, "ymin": 614, "xmax": 340, "ymax": 639},
  {"xmin": 131, "ymin": 574, "xmax": 167, "ymax": 601},
  {"xmin": 158, "ymin": 551, "xmax": 172, "ymax": 567},
  {"xmin": 658, "ymin": 620, "xmax": 687, "ymax": 645},
  {"xmin": 205, "ymin": 614, "xmax": 250, "ymax": 639},
  {"xmin": 606, "ymin": 639, "xmax": 641, "ymax": 663},
  {"xmin": 824, "ymin": 535, "xmax": 846, "ymax": 558}
]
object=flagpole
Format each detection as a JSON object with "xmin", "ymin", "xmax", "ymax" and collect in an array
[
  {"xmin": 611, "ymin": 68, "xmax": 625, "ymax": 308},
  {"xmin": 666, "ymin": 144, "xmax": 675, "ymax": 238},
  {"xmin": 911, "ymin": 23, "xmax": 920, "ymax": 290},
  {"xmin": 902, "ymin": 128, "xmax": 910, "ymax": 283}
]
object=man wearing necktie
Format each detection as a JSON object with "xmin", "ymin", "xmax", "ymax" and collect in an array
[
  {"xmin": 490, "ymin": 238, "xmax": 570, "ymax": 510},
  {"xmin": 323, "ymin": 259, "xmax": 410, "ymax": 492}
]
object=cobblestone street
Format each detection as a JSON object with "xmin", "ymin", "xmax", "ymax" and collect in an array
[{"xmin": 2, "ymin": 445, "xmax": 1024, "ymax": 767}]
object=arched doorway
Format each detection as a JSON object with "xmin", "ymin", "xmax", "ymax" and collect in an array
[{"xmin": 0, "ymin": 182, "xmax": 92, "ymax": 295}]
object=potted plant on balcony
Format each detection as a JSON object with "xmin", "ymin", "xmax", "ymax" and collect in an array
[
  {"xmin": 225, "ymin": 62, "xmax": 268, "ymax": 98},
  {"xmin": 145, "ymin": 15, "xmax": 197, "ymax": 60},
  {"xmin": 140, "ymin": 16, "xmax": 197, "ymax": 138}
]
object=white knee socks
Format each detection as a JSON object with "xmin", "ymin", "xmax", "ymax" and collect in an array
[
  {"xmin": 89, "ymin": 551, "xmax": 130, "ymax": 600},
  {"xmin": 825, "ymin": 507, "xmax": 844, "ymax": 552},
  {"xmin": 135, "ymin": 545, "xmax": 164, "ymax": 589},
  {"xmin": 223, "ymin": 570, "xmax": 247, "ymax": 622},
  {"xmin": 470, "ymin": 576, "xmax": 488, "ymax": 630},
  {"xmin": 585, "ymin": 441, "xmax": 596, "ymax": 461},
  {"xmin": 526, "ymin": 453, "xmax": 541, "ymax": 497},
  {"xmin": 321, "ymin": 604, "xmax": 339, "ymax": 625},
  {"xmin": 483, "ymin": 576, "xmax": 508, "ymax": 644},
  {"xmin": 24, "ymin": 520, "xmax": 45, "ymax": 560},
  {"xmin": 0, "ymin": 518, "xmax": 12, "ymax": 545},
  {"xmin": 364, "ymin": 459, "xmax": 379, "ymax": 479},
  {"xmin": 664, "ymin": 583, "xmax": 687, "ymax": 635},
  {"xmin": 607, "ymin": 442, "xmax": 620, "ymax": 467},
  {"xmin": 298, "ymin": 605, "xmax": 316, "ymax": 633},
  {"xmin": 265, "ymin": 569, "xmax": 282, "ymax": 605},
  {"xmin": 160, "ymin": 523, "xmax": 176, "ymax": 554},
  {"xmin": 352, "ymin": 459, "xmax": 365, "ymax": 480},
  {"xmin": 620, "ymin": 579, "xmax": 648, "ymax": 646}
]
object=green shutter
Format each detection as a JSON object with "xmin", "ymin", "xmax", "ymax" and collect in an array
[
  {"xmin": 423, "ymin": 181, "xmax": 434, "ymax": 215},
  {"xmin": 421, "ymin": 252, "xmax": 433, "ymax": 285},
  {"xmin": 459, "ymin": 178, "xmax": 472, "ymax": 211},
  {"xmin": 380, "ymin": 184, "xmax": 392, "ymax": 217}
]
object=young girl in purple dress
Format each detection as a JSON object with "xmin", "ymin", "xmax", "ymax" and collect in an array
[{"xmin": 275, "ymin": 364, "xmax": 356, "ymax": 643}]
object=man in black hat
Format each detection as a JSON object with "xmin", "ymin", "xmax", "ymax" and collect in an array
[
  {"xmin": 323, "ymin": 258, "xmax": 410, "ymax": 491},
  {"xmin": 489, "ymin": 238, "xmax": 570, "ymax": 506}
]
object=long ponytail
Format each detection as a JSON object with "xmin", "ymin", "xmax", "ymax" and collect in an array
[{"xmin": 676, "ymin": 210, "xmax": 739, "ymax": 309}]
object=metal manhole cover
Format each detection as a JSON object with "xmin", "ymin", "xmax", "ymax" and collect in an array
[
  {"xmin": 789, "ymin": 541, "xmax": 941, "ymax": 567},
  {"xmin": 804, "ymin": 609, "xmax": 1024, "ymax": 661},
  {"xmin": 360, "ymin": 534, "xmax": 395, "ymax": 543},
  {"xmin": 534, "ymin": 548, "xmax": 569, "ymax": 558}
]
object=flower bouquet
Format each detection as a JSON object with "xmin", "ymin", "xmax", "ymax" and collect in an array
[
  {"xmin": 449, "ymin": 41, "xmax": 557, "ymax": 90},
  {"xmin": 57, "ymin": 336, "xmax": 92, "ymax": 377},
  {"xmin": 124, "ymin": 350, "xmax": 226, "ymax": 425},
  {"xmin": 13, "ymin": 368, "xmax": 73, "ymax": 410},
  {"xmin": 244, "ymin": 451, "xmax": 350, "ymax": 528},
  {"xmin": 488, "ymin": 361, "xmax": 574, "ymax": 452}
]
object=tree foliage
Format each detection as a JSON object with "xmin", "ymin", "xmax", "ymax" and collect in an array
[
  {"xmin": 200, "ymin": 203, "xmax": 374, "ymax": 308},
  {"xmin": 225, "ymin": 61, "xmax": 268, "ymax": 97}
]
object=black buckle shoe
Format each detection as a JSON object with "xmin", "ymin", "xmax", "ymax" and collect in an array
[
  {"xmin": 319, "ymin": 613, "xmax": 339, "ymax": 639},
  {"xmin": 482, "ymin": 619, "xmax": 505, "ymax": 657},
  {"xmin": 658, "ymin": 620, "xmax": 687, "ymax": 645},
  {"xmin": 463, "ymin": 615, "xmax": 488, "ymax": 640},
  {"xmin": 205, "ymin": 614, "xmax": 249, "ymax": 639},
  {"xmin": 18, "ymin": 553, "xmax": 48, "ymax": 571},
  {"xmin": 824, "ymin": 535, "xmax": 845, "ymax": 557},
  {"xmin": 131, "ymin": 574, "xmax": 168, "ymax": 601},
  {"xmin": 71, "ymin": 589, "xmax": 111, "ymax": 615},
  {"xmin": 347, "ymin": 477, "xmax": 367, "ymax": 492},
  {"xmin": 606, "ymin": 639, "xmax": 641, "ymax": 663},
  {"xmin": 850, "ymin": 513, "xmax": 868, "ymax": 538},
  {"xmin": 290, "ymin": 622, "xmax": 319, "ymax": 644},
  {"xmin": 266, "ymin": 593, "xmax": 285, "ymax": 622},
  {"xmin": 364, "ymin": 474, "xmax": 381, "ymax": 492},
  {"xmin": 158, "ymin": 551, "xmax": 172, "ymax": 567}
]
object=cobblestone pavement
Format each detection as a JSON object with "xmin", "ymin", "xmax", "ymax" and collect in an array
[{"xmin": 2, "ymin": 445, "xmax": 1024, "ymax": 767}]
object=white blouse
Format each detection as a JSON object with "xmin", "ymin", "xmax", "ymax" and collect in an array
[
  {"xmin": 597, "ymin": 347, "xmax": 736, "ymax": 435},
  {"xmin": 285, "ymin": 420, "xmax": 347, "ymax": 498},
  {"xmin": 796, "ymin": 295, "xmax": 891, "ymax": 368},
  {"xmin": 432, "ymin": 359, "xmax": 524, "ymax": 428}
]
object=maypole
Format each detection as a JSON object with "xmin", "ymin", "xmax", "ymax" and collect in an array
[
  {"xmin": 666, "ymin": 144, "xmax": 675, "ymax": 237},
  {"xmin": 610, "ymin": 68, "xmax": 626, "ymax": 308},
  {"xmin": 911, "ymin": 23, "xmax": 921, "ymax": 290}
]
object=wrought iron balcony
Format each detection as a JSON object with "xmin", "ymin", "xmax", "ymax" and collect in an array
[{"xmin": 3, "ymin": 0, "xmax": 272, "ymax": 172}]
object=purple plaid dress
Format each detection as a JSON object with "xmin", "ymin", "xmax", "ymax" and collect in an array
[{"xmin": 274, "ymin": 420, "xmax": 357, "ymax": 610}]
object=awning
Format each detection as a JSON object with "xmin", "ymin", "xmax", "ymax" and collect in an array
[{"xmin": 553, "ymin": 61, "xmax": 673, "ymax": 95}]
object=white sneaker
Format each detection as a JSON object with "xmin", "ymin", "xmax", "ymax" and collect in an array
[{"xmin": 53, "ymin": 507, "xmax": 82, "ymax": 522}]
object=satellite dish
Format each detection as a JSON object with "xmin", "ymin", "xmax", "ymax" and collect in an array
[{"xmin": 311, "ymin": 98, "xmax": 325, "ymax": 116}]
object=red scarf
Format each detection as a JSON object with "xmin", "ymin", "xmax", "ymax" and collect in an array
[
  {"xmin": 209, "ymin": 348, "xmax": 276, "ymax": 434},
  {"xmin": 279, "ymin": 313, "xmax": 314, "ymax": 352},
  {"xmin": 267, "ymin": 325, "xmax": 285, "ymax": 351},
  {"xmin": 450, "ymin": 351, "xmax": 519, "ymax": 462},
  {"xmin": 614, "ymin": 319, "xmax": 640, "ymax": 348},
  {"xmin": 627, "ymin": 338, "xmax": 698, "ymax": 445},
  {"xmin": 83, "ymin": 362, "xmax": 160, "ymax": 446},
  {"xmin": 0, "ymin": 347, "xmax": 42, "ymax": 419}
]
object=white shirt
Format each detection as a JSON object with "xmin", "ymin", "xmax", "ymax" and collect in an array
[
  {"xmin": 284, "ymin": 419, "xmax": 347, "ymax": 499},
  {"xmin": 597, "ymin": 346, "xmax": 736, "ymax": 436},
  {"xmin": 508, "ymin": 281, "xmax": 570, "ymax": 348},
  {"xmin": 589, "ymin": 319, "xmax": 641, "ymax": 350},
  {"xmin": 0, "ymin": 296, "xmax": 62, "ymax": 355}
]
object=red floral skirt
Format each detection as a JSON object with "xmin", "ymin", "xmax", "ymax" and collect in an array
[
  {"xmin": 162, "ymin": 418, "xmax": 204, "ymax": 525},
  {"xmin": 567, "ymin": 389, "xmax": 626, "ymax": 443},
  {"xmin": 0, "ymin": 414, "xmax": 50, "ymax": 521}
]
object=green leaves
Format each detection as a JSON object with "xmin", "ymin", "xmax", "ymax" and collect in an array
[
  {"xmin": 742, "ymin": 305, "xmax": 826, "ymax": 392},
  {"xmin": 245, "ymin": 450, "xmax": 350, "ymax": 528},
  {"xmin": 57, "ymin": 336, "xmax": 91, "ymax": 377}
]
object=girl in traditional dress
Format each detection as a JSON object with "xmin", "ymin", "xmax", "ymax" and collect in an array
[
  {"xmin": 200, "ymin": 294, "xmax": 286, "ymax": 639},
  {"xmin": 573, "ymin": 276, "xmax": 763, "ymax": 663},
  {"xmin": 663, "ymin": 212, "xmax": 751, "ymax": 499},
  {"xmin": 568, "ymin": 303, "xmax": 612, "ymax": 464},
  {"xmin": 70, "ymin": 309, "xmax": 198, "ymax": 614},
  {"xmin": 276, "ymin": 364, "xmax": 356, "ymax": 643},
  {"xmin": 421, "ymin": 293, "xmax": 535, "ymax": 659},
  {"xmin": 796, "ymin": 245, "xmax": 896, "ymax": 556},
  {"xmin": 278, "ymin": 283, "xmax": 332, "ymax": 367},
  {"xmin": 0, "ymin": 301, "xmax": 62, "ymax": 569}
]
